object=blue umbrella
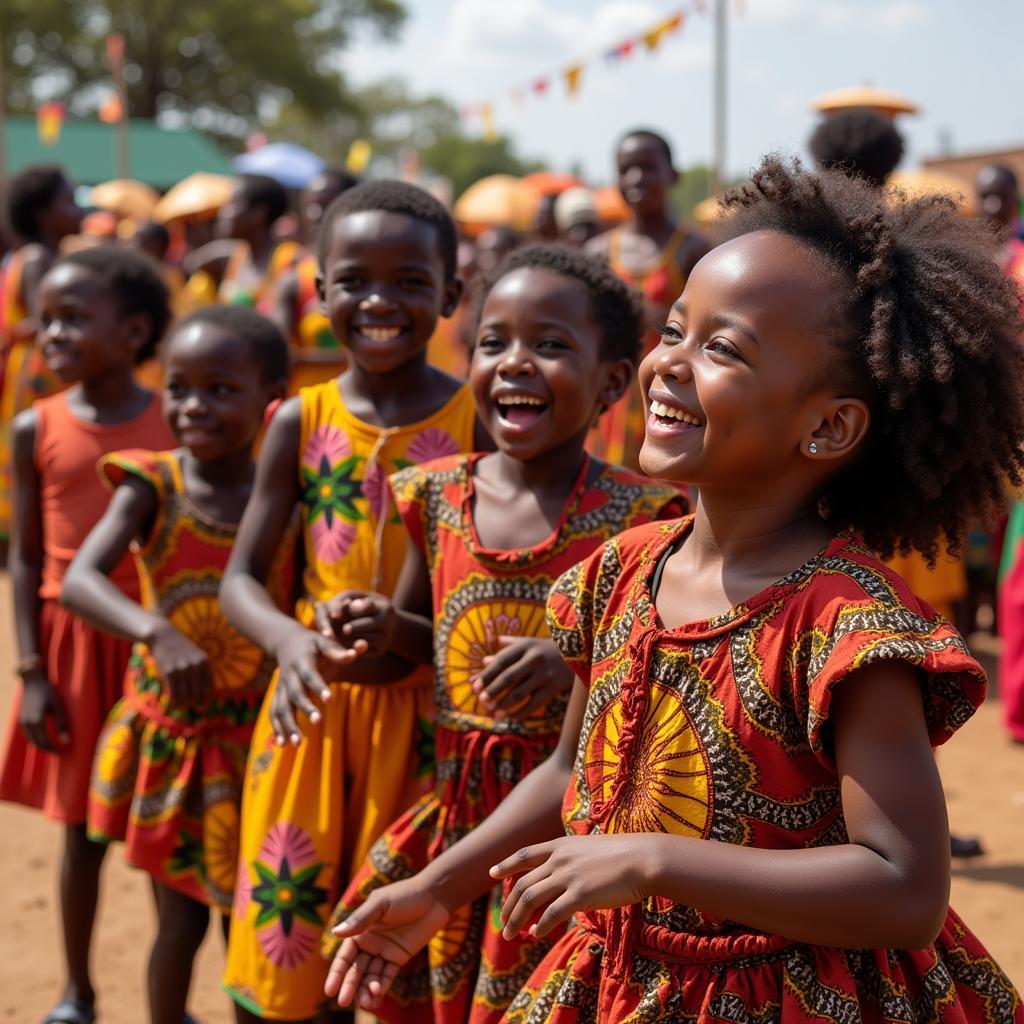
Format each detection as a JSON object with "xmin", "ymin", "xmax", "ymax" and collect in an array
[{"xmin": 233, "ymin": 142, "xmax": 326, "ymax": 189}]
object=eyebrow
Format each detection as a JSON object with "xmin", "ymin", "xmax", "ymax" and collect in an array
[{"xmin": 669, "ymin": 304, "xmax": 760, "ymax": 347}]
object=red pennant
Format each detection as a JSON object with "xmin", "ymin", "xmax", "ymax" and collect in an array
[{"xmin": 532, "ymin": 77, "xmax": 549, "ymax": 95}]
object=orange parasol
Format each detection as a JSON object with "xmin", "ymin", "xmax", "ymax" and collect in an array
[
  {"xmin": 593, "ymin": 186, "xmax": 631, "ymax": 225},
  {"xmin": 521, "ymin": 171, "xmax": 586, "ymax": 196},
  {"xmin": 152, "ymin": 173, "xmax": 237, "ymax": 223},
  {"xmin": 454, "ymin": 175, "xmax": 539, "ymax": 233},
  {"xmin": 812, "ymin": 85, "xmax": 919, "ymax": 117},
  {"xmin": 886, "ymin": 168, "xmax": 976, "ymax": 216},
  {"xmin": 90, "ymin": 179, "xmax": 160, "ymax": 221}
]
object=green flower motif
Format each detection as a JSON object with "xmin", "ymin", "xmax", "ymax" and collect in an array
[
  {"xmin": 252, "ymin": 858, "xmax": 327, "ymax": 935},
  {"xmin": 301, "ymin": 452, "xmax": 364, "ymax": 529}
]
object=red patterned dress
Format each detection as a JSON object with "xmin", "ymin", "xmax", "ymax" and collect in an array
[
  {"xmin": 324, "ymin": 454, "xmax": 684, "ymax": 1024},
  {"xmin": 507, "ymin": 516, "xmax": 1022, "ymax": 1024},
  {"xmin": 87, "ymin": 451, "xmax": 292, "ymax": 912}
]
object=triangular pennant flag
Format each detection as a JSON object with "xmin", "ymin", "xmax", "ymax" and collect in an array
[
  {"xmin": 616, "ymin": 40, "xmax": 635, "ymax": 59},
  {"xmin": 481, "ymin": 104, "xmax": 498, "ymax": 142},
  {"xmin": 645, "ymin": 13, "xmax": 685, "ymax": 51},
  {"xmin": 533, "ymin": 77, "xmax": 550, "ymax": 95},
  {"xmin": 460, "ymin": 105, "xmax": 477, "ymax": 121},
  {"xmin": 37, "ymin": 102, "xmax": 64, "ymax": 146},
  {"xmin": 99, "ymin": 94, "xmax": 124, "ymax": 124},
  {"xmin": 346, "ymin": 138, "xmax": 372, "ymax": 173},
  {"xmin": 564, "ymin": 65, "xmax": 583, "ymax": 97},
  {"xmin": 604, "ymin": 47, "xmax": 621, "ymax": 65}
]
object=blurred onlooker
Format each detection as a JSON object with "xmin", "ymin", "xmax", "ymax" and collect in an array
[
  {"xmin": 474, "ymin": 226, "xmax": 520, "ymax": 276},
  {"xmin": 532, "ymin": 192, "xmax": 559, "ymax": 241},
  {"xmin": 808, "ymin": 107, "xmax": 904, "ymax": 187},
  {"xmin": 554, "ymin": 187, "xmax": 600, "ymax": 247}
]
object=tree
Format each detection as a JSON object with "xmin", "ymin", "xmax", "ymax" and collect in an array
[
  {"xmin": 421, "ymin": 134, "xmax": 545, "ymax": 199},
  {"xmin": 0, "ymin": 0, "xmax": 405, "ymax": 139}
]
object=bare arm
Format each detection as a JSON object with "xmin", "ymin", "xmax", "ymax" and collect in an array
[
  {"xmin": 268, "ymin": 266, "xmax": 300, "ymax": 342},
  {"xmin": 497, "ymin": 661, "xmax": 951, "ymax": 952}
]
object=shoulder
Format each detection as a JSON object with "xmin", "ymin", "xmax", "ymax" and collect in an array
[
  {"xmin": 425, "ymin": 368, "xmax": 468, "ymax": 409},
  {"xmin": 584, "ymin": 230, "xmax": 613, "ymax": 260},
  {"xmin": 99, "ymin": 449, "xmax": 175, "ymax": 498},
  {"xmin": 579, "ymin": 463, "xmax": 688, "ymax": 533},
  {"xmin": 391, "ymin": 453, "xmax": 467, "ymax": 500},
  {"xmin": 11, "ymin": 406, "xmax": 39, "ymax": 455}
]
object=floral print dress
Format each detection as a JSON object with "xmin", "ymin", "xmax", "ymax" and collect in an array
[{"xmin": 224, "ymin": 379, "xmax": 478, "ymax": 1022}]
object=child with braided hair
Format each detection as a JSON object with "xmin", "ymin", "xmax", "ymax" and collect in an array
[{"xmin": 325, "ymin": 157, "xmax": 1024, "ymax": 1023}]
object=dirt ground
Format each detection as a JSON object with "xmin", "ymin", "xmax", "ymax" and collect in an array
[{"xmin": 1, "ymin": 574, "xmax": 1022, "ymax": 1023}]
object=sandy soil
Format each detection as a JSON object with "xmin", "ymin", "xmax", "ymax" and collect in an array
[{"xmin": 1, "ymin": 574, "xmax": 1021, "ymax": 1023}]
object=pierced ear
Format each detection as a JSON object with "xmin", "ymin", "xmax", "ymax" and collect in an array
[
  {"xmin": 598, "ymin": 358, "xmax": 635, "ymax": 413},
  {"xmin": 440, "ymin": 276, "xmax": 464, "ymax": 319},
  {"xmin": 804, "ymin": 397, "xmax": 870, "ymax": 462}
]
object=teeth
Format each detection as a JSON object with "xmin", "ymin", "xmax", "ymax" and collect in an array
[
  {"xmin": 362, "ymin": 326, "xmax": 401, "ymax": 342},
  {"xmin": 650, "ymin": 399, "xmax": 702, "ymax": 426},
  {"xmin": 497, "ymin": 395, "xmax": 546, "ymax": 407}
]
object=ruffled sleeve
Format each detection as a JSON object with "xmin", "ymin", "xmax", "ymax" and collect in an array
[
  {"xmin": 389, "ymin": 462, "xmax": 431, "ymax": 558},
  {"xmin": 802, "ymin": 562, "xmax": 987, "ymax": 765},
  {"xmin": 97, "ymin": 449, "xmax": 175, "ymax": 553}
]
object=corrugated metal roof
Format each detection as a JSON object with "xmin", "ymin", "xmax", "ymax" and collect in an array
[{"xmin": 2, "ymin": 117, "xmax": 236, "ymax": 189}]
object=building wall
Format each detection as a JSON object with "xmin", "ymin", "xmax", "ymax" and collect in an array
[{"xmin": 923, "ymin": 148, "xmax": 1024, "ymax": 188}]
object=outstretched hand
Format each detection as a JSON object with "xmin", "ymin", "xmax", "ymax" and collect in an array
[
  {"xmin": 325, "ymin": 879, "xmax": 450, "ymax": 1011},
  {"xmin": 490, "ymin": 835, "xmax": 649, "ymax": 939}
]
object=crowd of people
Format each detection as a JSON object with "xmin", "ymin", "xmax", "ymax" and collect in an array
[{"xmin": 0, "ymin": 116, "xmax": 1023, "ymax": 1024}]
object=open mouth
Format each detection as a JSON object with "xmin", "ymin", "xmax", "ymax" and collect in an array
[
  {"xmin": 649, "ymin": 398, "xmax": 703, "ymax": 431},
  {"xmin": 355, "ymin": 325, "xmax": 405, "ymax": 345},
  {"xmin": 495, "ymin": 394, "xmax": 549, "ymax": 430},
  {"xmin": 177, "ymin": 425, "xmax": 221, "ymax": 446}
]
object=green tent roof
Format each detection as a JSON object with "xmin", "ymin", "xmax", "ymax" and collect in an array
[{"xmin": 2, "ymin": 116, "xmax": 235, "ymax": 189}]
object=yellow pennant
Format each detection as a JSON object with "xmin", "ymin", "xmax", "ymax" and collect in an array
[
  {"xmin": 346, "ymin": 138, "xmax": 372, "ymax": 173},
  {"xmin": 564, "ymin": 64, "xmax": 583, "ymax": 97},
  {"xmin": 481, "ymin": 103, "xmax": 498, "ymax": 143}
]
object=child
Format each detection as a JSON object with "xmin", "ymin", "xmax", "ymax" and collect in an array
[
  {"xmin": 586, "ymin": 129, "xmax": 709, "ymax": 469},
  {"xmin": 221, "ymin": 179, "xmax": 489, "ymax": 1022},
  {"xmin": 59, "ymin": 306, "xmax": 290, "ymax": 1024},
  {"xmin": 0, "ymin": 246, "xmax": 175, "ymax": 1024},
  {"xmin": 0, "ymin": 165, "xmax": 84, "ymax": 561},
  {"xmin": 325, "ymin": 158, "xmax": 1024, "ymax": 1022},
  {"xmin": 216, "ymin": 174, "xmax": 301, "ymax": 307},
  {"xmin": 319, "ymin": 244, "xmax": 685, "ymax": 1024}
]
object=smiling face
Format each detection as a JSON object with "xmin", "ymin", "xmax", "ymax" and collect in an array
[
  {"xmin": 36, "ymin": 263, "xmax": 145, "ymax": 384},
  {"xmin": 638, "ymin": 230, "xmax": 861, "ymax": 488},
  {"xmin": 617, "ymin": 134, "xmax": 677, "ymax": 218},
  {"xmin": 162, "ymin": 322, "xmax": 275, "ymax": 461},
  {"xmin": 471, "ymin": 267, "xmax": 628, "ymax": 461},
  {"xmin": 319, "ymin": 210, "xmax": 458, "ymax": 374}
]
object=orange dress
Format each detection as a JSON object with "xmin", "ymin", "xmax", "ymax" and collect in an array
[
  {"xmin": 506, "ymin": 519, "xmax": 1022, "ymax": 1023},
  {"xmin": 589, "ymin": 228, "xmax": 689, "ymax": 469},
  {"xmin": 0, "ymin": 393, "xmax": 174, "ymax": 823},
  {"xmin": 87, "ymin": 451, "xmax": 293, "ymax": 911}
]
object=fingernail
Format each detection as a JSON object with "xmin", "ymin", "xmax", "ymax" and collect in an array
[
  {"xmin": 321, "ymin": 690, "xmax": 331, "ymax": 701},
  {"xmin": 291, "ymin": 733, "xmax": 300, "ymax": 745},
  {"xmin": 276, "ymin": 735, "xmax": 286, "ymax": 747},
  {"xmin": 488, "ymin": 865, "xmax": 499, "ymax": 875},
  {"xmin": 310, "ymin": 712, "xmax": 321, "ymax": 724}
]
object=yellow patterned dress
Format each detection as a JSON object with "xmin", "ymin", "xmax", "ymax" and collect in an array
[
  {"xmin": 224, "ymin": 379, "xmax": 478, "ymax": 1021},
  {"xmin": 87, "ymin": 451, "xmax": 292, "ymax": 911}
]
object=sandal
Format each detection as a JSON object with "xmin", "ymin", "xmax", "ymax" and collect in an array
[{"xmin": 42, "ymin": 1000, "xmax": 96, "ymax": 1024}]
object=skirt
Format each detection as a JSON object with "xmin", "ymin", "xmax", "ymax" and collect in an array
[{"xmin": 0, "ymin": 599, "xmax": 130, "ymax": 824}]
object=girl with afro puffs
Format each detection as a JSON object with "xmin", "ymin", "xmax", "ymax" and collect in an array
[{"xmin": 325, "ymin": 157, "xmax": 1024, "ymax": 1024}]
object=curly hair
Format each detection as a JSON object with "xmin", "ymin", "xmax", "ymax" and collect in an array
[
  {"xmin": 318, "ymin": 179, "xmax": 458, "ymax": 281},
  {"xmin": 714, "ymin": 156, "xmax": 1024, "ymax": 561},
  {"xmin": 170, "ymin": 305, "xmax": 290, "ymax": 383},
  {"xmin": 808, "ymin": 109, "xmax": 904, "ymax": 188},
  {"xmin": 53, "ymin": 246, "xmax": 171, "ymax": 365},
  {"xmin": 237, "ymin": 174, "xmax": 290, "ymax": 225},
  {"xmin": 470, "ymin": 243, "xmax": 646, "ymax": 365},
  {"xmin": 619, "ymin": 128, "xmax": 674, "ymax": 167},
  {"xmin": 6, "ymin": 165, "xmax": 70, "ymax": 239}
]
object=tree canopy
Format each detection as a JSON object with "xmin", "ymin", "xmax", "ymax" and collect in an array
[{"xmin": 0, "ymin": 0, "xmax": 405, "ymax": 136}]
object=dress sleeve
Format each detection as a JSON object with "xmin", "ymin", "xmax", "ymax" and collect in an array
[
  {"xmin": 389, "ymin": 463, "xmax": 432, "ymax": 558},
  {"xmin": 546, "ymin": 538, "xmax": 623, "ymax": 685},
  {"xmin": 803, "ymin": 588, "xmax": 987, "ymax": 765},
  {"xmin": 98, "ymin": 449, "xmax": 168, "ymax": 500}
]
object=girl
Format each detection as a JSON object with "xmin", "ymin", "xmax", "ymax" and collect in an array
[
  {"xmin": 221, "ymin": 179, "xmax": 490, "ymax": 1023},
  {"xmin": 326, "ymin": 158, "xmax": 1024, "ymax": 1022},
  {"xmin": 61, "ymin": 306, "xmax": 290, "ymax": 1024},
  {"xmin": 0, "ymin": 247, "xmax": 175, "ymax": 1024},
  {"xmin": 318, "ymin": 245, "xmax": 685, "ymax": 1023}
]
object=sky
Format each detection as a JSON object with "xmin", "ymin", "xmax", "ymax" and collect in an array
[{"xmin": 342, "ymin": 0, "xmax": 1024, "ymax": 185}]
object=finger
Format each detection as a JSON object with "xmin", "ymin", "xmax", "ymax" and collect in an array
[
  {"xmin": 273, "ymin": 683, "xmax": 303, "ymax": 745},
  {"xmin": 359, "ymin": 955, "xmax": 388, "ymax": 1009},
  {"xmin": 496, "ymin": 635, "xmax": 521, "ymax": 649},
  {"xmin": 324, "ymin": 938, "xmax": 359, "ymax": 1003},
  {"xmin": 339, "ymin": 615, "xmax": 383, "ymax": 638},
  {"xmin": 315, "ymin": 635, "xmax": 357, "ymax": 668},
  {"xmin": 489, "ymin": 843, "xmax": 553, "ymax": 880},
  {"xmin": 515, "ymin": 683, "xmax": 560, "ymax": 719},
  {"xmin": 290, "ymin": 669, "xmax": 324, "ymax": 724},
  {"xmin": 49, "ymin": 693, "xmax": 70, "ymax": 745},
  {"xmin": 339, "ymin": 949, "xmax": 371, "ymax": 1010},
  {"xmin": 476, "ymin": 645, "xmax": 523, "ymax": 689},
  {"xmin": 314, "ymin": 602, "xmax": 335, "ymax": 638},
  {"xmin": 530, "ymin": 891, "xmax": 580, "ymax": 939},
  {"xmin": 26, "ymin": 719, "xmax": 55, "ymax": 753},
  {"xmin": 331, "ymin": 895, "xmax": 388, "ymax": 937},
  {"xmin": 501, "ymin": 869, "xmax": 560, "ymax": 938},
  {"xmin": 491, "ymin": 670, "xmax": 546, "ymax": 711},
  {"xmin": 480, "ymin": 662, "xmax": 531, "ymax": 705}
]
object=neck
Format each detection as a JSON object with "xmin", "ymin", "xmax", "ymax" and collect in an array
[
  {"xmin": 78, "ymin": 367, "xmax": 146, "ymax": 415},
  {"xmin": 247, "ymin": 232, "xmax": 274, "ymax": 266},
  {"xmin": 184, "ymin": 447, "xmax": 254, "ymax": 488},
  {"xmin": 347, "ymin": 352, "xmax": 434, "ymax": 407},
  {"xmin": 686, "ymin": 488, "xmax": 831, "ymax": 574},
  {"xmin": 490, "ymin": 436, "xmax": 588, "ymax": 497}
]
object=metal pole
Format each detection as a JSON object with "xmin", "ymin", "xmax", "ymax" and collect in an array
[
  {"xmin": 711, "ymin": 0, "xmax": 727, "ymax": 194},
  {"xmin": 113, "ymin": 62, "xmax": 129, "ymax": 179}
]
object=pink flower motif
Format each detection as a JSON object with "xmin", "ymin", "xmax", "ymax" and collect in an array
[
  {"xmin": 258, "ymin": 920, "xmax": 319, "ymax": 970},
  {"xmin": 259, "ymin": 822, "xmax": 318, "ymax": 869},
  {"xmin": 301, "ymin": 424, "xmax": 351, "ymax": 472},
  {"xmin": 233, "ymin": 858, "xmax": 252, "ymax": 922},
  {"xmin": 465, "ymin": 614, "xmax": 523, "ymax": 673},
  {"xmin": 407, "ymin": 427, "xmax": 460, "ymax": 465},
  {"xmin": 311, "ymin": 515, "xmax": 357, "ymax": 563},
  {"xmin": 362, "ymin": 460, "xmax": 391, "ymax": 522}
]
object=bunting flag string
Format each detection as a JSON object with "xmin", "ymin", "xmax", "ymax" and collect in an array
[{"xmin": 461, "ymin": 6, "xmax": 698, "ymax": 139}]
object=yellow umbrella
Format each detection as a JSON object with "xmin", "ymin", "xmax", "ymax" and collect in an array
[
  {"xmin": 454, "ymin": 175, "xmax": 539, "ymax": 233},
  {"xmin": 887, "ymin": 168, "xmax": 976, "ymax": 216},
  {"xmin": 812, "ymin": 85, "xmax": 919, "ymax": 117},
  {"xmin": 91, "ymin": 179, "xmax": 160, "ymax": 220},
  {"xmin": 152, "ymin": 173, "xmax": 236, "ymax": 223}
]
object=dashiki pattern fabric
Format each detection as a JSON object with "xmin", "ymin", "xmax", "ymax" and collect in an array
[
  {"xmin": 88, "ymin": 450, "xmax": 291, "ymax": 912},
  {"xmin": 503, "ymin": 517, "xmax": 1022, "ymax": 1024},
  {"xmin": 324, "ymin": 454, "xmax": 684, "ymax": 1024}
]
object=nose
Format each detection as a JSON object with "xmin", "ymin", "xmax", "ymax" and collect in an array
[
  {"xmin": 623, "ymin": 166, "xmax": 643, "ymax": 187},
  {"xmin": 651, "ymin": 340, "xmax": 694, "ymax": 382},
  {"xmin": 497, "ymin": 339, "xmax": 536, "ymax": 377},
  {"xmin": 180, "ymin": 390, "xmax": 209, "ymax": 415},
  {"xmin": 359, "ymin": 290, "xmax": 398, "ymax": 313}
]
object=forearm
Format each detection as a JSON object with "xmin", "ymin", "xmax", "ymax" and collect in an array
[
  {"xmin": 10, "ymin": 552, "xmax": 43, "ymax": 660},
  {"xmin": 61, "ymin": 567, "xmax": 165, "ymax": 644},
  {"xmin": 388, "ymin": 609, "xmax": 433, "ymax": 665},
  {"xmin": 640, "ymin": 834, "xmax": 948, "ymax": 950},
  {"xmin": 423, "ymin": 752, "xmax": 571, "ymax": 912},
  {"xmin": 322, "ymin": 651, "xmax": 418, "ymax": 685},
  {"xmin": 220, "ymin": 572, "xmax": 307, "ymax": 655}
]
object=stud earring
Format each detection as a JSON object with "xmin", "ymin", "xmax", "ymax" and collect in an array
[{"xmin": 808, "ymin": 442, "xmax": 818, "ymax": 454}]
